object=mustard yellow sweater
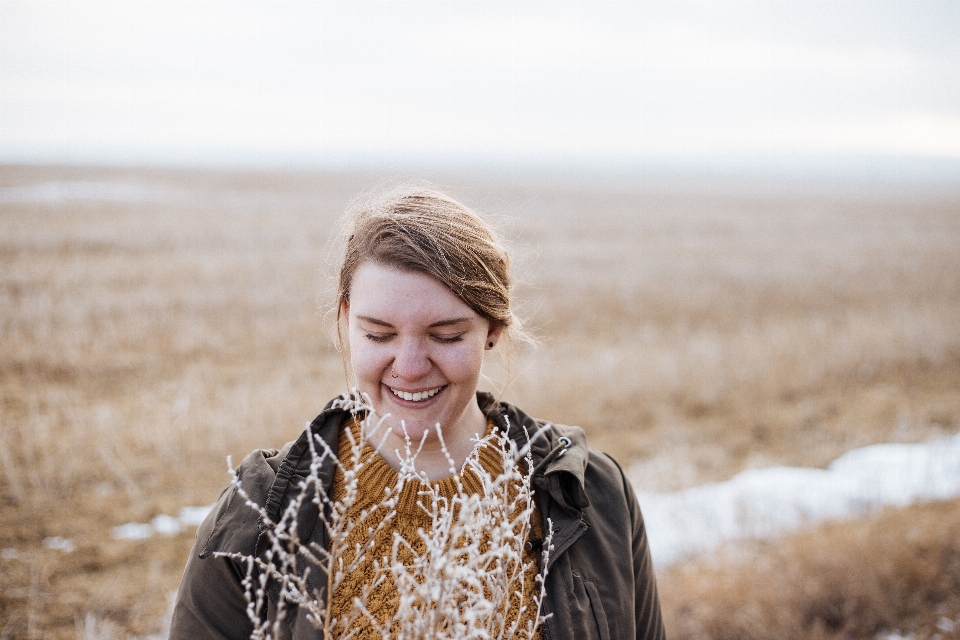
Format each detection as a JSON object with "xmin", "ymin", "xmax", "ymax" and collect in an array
[{"xmin": 327, "ymin": 419, "xmax": 544, "ymax": 639}]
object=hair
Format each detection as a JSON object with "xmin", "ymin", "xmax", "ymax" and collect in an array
[{"xmin": 336, "ymin": 186, "xmax": 517, "ymax": 338}]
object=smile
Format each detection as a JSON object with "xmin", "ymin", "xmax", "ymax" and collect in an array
[{"xmin": 389, "ymin": 385, "xmax": 444, "ymax": 402}]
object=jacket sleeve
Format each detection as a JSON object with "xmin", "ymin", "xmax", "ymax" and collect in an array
[
  {"xmin": 623, "ymin": 472, "xmax": 667, "ymax": 640},
  {"xmin": 169, "ymin": 484, "xmax": 256, "ymax": 640}
]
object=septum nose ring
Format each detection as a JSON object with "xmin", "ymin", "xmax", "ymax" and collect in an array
[{"xmin": 391, "ymin": 368, "xmax": 398, "ymax": 378}]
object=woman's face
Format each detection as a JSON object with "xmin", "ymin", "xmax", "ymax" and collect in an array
[{"xmin": 344, "ymin": 261, "xmax": 502, "ymax": 446}]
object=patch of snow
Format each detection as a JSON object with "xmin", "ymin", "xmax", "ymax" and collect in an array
[
  {"xmin": 42, "ymin": 536, "xmax": 75, "ymax": 552},
  {"xmin": 0, "ymin": 181, "xmax": 179, "ymax": 204},
  {"xmin": 1, "ymin": 548, "xmax": 23, "ymax": 561},
  {"xmin": 152, "ymin": 514, "xmax": 183, "ymax": 536},
  {"xmin": 636, "ymin": 433, "xmax": 960, "ymax": 567},
  {"xmin": 111, "ymin": 522, "xmax": 156, "ymax": 541},
  {"xmin": 178, "ymin": 505, "xmax": 213, "ymax": 526},
  {"xmin": 111, "ymin": 504, "xmax": 214, "ymax": 541}
]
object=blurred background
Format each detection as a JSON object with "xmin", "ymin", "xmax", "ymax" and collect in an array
[
  {"xmin": 5, "ymin": 1, "xmax": 960, "ymax": 171},
  {"xmin": 2, "ymin": 2, "xmax": 959, "ymax": 639}
]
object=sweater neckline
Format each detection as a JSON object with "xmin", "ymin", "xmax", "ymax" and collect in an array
[{"xmin": 337, "ymin": 418, "xmax": 504, "ymax": 516}]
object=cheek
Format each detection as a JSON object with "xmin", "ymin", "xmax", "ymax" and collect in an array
[
  {"xmin": 347, "ymin": 336, "xmax": 387, "ymax": 382},
  {"xmin": 350, "ymin": 349, "xmax": 374, "ymax": 380},
  {"xmin": 443, "ymin": 342, "xmax": 486, "ymax": 382}
]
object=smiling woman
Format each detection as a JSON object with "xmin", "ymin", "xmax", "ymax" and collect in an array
[
  {"xmin": 334, "ymin": 189, "xmax": 514, "ymax": 480},
  {"xmin": 169, "ymin": 186, "xmax": 665, "ymax": 639}
]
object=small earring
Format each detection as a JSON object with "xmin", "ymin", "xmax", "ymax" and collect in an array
[
  {"xmin": 391, "ymin": 368, "xmax": 398, "ymax": 378},
  {"xmin": 487, "ymin": 342, "xmax": 494, "ymax": 348}
]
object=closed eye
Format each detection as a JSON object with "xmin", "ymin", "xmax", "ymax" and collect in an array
[
  {"xmin": 431, "ymin": 333, "xmax": 464, "ymax": 344},
  {"xmin": 364, "ymin": 332, "xmax": 394, "ymax": 343}
]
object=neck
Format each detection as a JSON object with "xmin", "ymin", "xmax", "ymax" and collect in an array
[{"xmin": 364, "ymin": 401, "xmax": 488, "ymax": 481}]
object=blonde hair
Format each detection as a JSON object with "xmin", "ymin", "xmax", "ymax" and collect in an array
[{"xmin": 336, "ymin": 186, "xmax": 517, "ymax": 331}]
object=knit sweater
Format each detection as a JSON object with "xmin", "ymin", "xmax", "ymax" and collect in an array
[{"xmin": 326, "ymin": 419, "xmax": 545, "ymax": 639}]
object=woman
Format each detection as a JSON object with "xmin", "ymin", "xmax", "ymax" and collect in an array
[{"xmin": 170, "ymin": 187, "xmax": 665, "ymax": 639}]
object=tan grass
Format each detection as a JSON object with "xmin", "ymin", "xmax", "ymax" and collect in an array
[
  {"xmin": 660, "ymin": 497, "xmax": 960, "ymax": 640},
  {"xmin": 1, "ymin": 165, "xmax": 959, "ymax": 637}
]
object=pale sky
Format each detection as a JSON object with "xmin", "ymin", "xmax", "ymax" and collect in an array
[{"xmin": 2, "ymin": 1, "xmax": 958, "ymax": 169}]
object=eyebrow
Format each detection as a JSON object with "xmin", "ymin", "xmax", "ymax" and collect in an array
[{"xmin": 355, "ymin": 315, "xmax": 474, "ymax": 329}]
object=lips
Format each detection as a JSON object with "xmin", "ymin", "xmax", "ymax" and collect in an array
[{"xmin": 388, "ymin": 385, "xmax": 445, "ymax": 402}]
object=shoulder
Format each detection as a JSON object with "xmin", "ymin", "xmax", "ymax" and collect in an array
[
  {"xmin": 194, "ymin": 396, "xmax": 354, "ymax": 559},
  {"xmin": 583, "ymin": 447, "xmax": 641, "ymax": 522},
  {"xmin": 193, "ymin": 445, "xmax": 293, "ymax": 559},
  {"xmin": 479, "ymin": 393, "xmax": 635, "ymax": 514}
]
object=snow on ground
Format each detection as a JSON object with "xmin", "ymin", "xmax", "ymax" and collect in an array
[
  {"xmin": 0, "ymin": 181, "xmax": 182, "ymax": 204},
  {"xmin": 634, "ymin": 433, "xmax": 960, "ymax": 567},
  {"xmin": 111, "ymin": 506, "xmax": 214, "ymax": 541},
  {"xmin": 109, "ymin": 435, "xmax": 960, "ymax": 572}
]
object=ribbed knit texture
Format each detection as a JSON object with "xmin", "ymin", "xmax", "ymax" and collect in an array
[{"xmin": 326, "ymin": 418, "xmax": 545, "ymax": 639}]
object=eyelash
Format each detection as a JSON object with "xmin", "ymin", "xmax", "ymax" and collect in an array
[{"xmin": 363, "ymin": 333, "xmax": 464, "ymax": 344}]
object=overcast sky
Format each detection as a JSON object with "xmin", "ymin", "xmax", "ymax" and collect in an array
[{"xmin": 2, "ymin": 1, "xmax": 958, "ymax": 169}]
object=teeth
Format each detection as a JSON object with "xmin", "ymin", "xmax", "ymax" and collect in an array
[{"xmin": 391, "ymin": 386, "xmax": 442, "ymax": 402}]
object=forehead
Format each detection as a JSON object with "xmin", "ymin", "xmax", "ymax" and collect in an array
[{"xmin": 348, "ymin": 261, "xmax": 478, "ymax": 323}]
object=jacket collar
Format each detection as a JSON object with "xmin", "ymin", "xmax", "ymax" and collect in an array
[
  {"xmin": 263, "ymin": 392, "xmax": 592, "ymax": 526},
  {"xmin": 476, "ymin": 392, "xmax": 592, "ymax": 569},
  {"xmin": 305, "ymin": 392, "xmax": 593, "ymax": 509},
  {"xmin": 478, "ymin": 391, "xmax": 591, "ymax": 512}
]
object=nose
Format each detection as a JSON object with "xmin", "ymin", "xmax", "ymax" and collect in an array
[{"xmin": 390, "ymin": 337, "xmax": 433, "ymax": 381}]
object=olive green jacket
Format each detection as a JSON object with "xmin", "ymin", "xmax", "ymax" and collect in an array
[{"xmin": 170, "ymin": 393, "xmax": 665, "ymax": 640}]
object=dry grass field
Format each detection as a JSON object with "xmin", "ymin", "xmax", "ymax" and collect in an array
[{"xmin": 1, "ymin": 164, "xmax": 959, "ymax": 638}]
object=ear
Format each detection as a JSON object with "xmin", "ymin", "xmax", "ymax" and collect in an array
[{"xmin": 485, "ymin": 322, "xmax": 505, "ymax": 350}]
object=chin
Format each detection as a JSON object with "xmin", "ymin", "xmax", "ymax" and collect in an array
[{"xmin": 387, "ymin": 418, "xmax": 435, "ymax": 444}]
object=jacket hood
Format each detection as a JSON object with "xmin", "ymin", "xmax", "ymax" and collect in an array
[{"xmin": 477, "ymin": 391, "xmax": 591, "ymax": 513}]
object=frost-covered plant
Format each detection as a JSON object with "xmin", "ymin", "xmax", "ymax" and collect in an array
[{"xmin": 222, "ymin": 391, "xmax": 553, "ymax": 640}]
